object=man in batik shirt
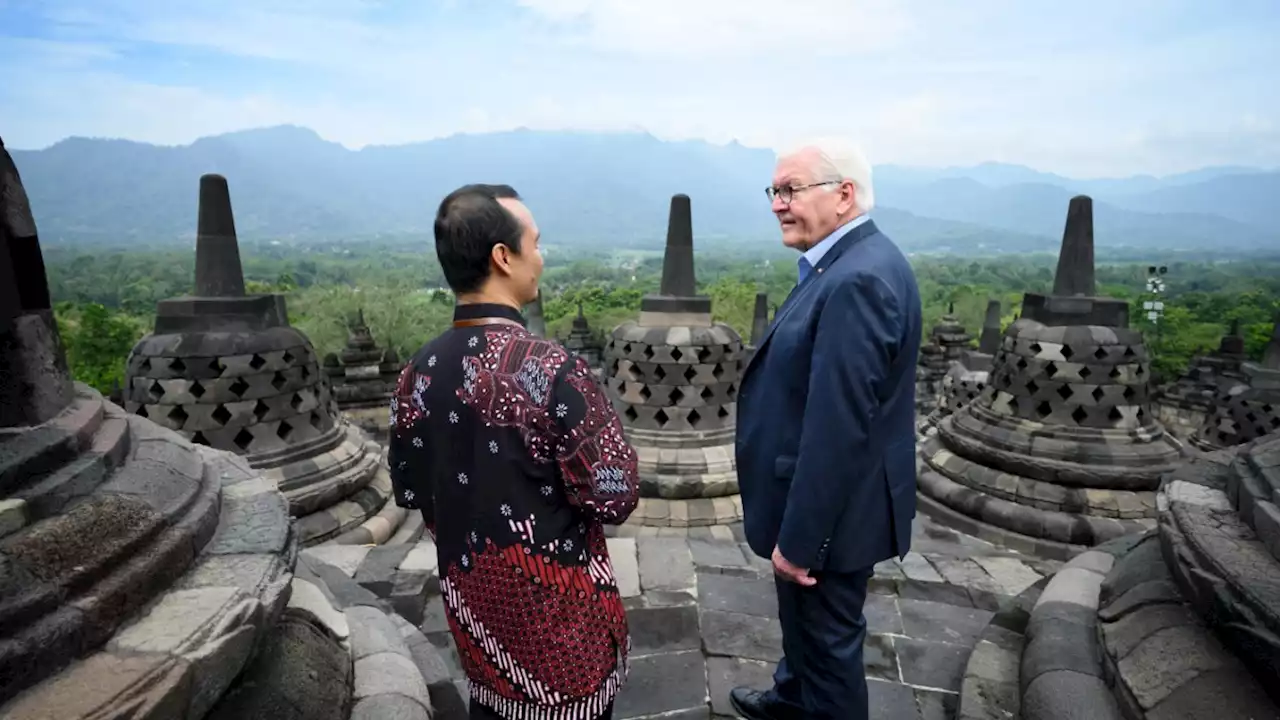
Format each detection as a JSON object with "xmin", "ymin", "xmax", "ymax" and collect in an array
[{"xmin": 389, "ymin": 184, "xmax": 640, "ymax": 720}]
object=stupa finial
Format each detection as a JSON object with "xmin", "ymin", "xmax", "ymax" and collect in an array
[{"xmin": 193, "ymin": 174, "xmax": 246, "ymax": 298}]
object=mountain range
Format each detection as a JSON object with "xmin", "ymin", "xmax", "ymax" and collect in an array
[{"xmin": 9, "ymin": 125, "xmax": 1279, "ymax": 255}]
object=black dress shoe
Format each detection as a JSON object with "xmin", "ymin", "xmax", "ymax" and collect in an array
[{"xmin": 729, "ymin": 687, "xmax": 796, "ymax": 720}]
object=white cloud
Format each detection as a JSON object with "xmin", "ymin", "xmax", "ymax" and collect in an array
[{"xmin": 1, "ymin": 0, "xmax": 1277, "ymax": 176}]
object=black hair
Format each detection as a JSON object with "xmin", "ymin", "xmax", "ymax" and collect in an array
[{"xmin": 433, "ymin": 184, "xmax": 525, "ymax": 295}]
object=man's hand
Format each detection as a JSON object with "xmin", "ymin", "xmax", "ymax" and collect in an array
[{"xmin": 772, "ymin": 545, "xmax": 817, "ymax": 586}]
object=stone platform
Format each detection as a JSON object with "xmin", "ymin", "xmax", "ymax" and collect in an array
[{"xmin": 382, "ymin": 513, "xmax": 1056, "ymax": 718}]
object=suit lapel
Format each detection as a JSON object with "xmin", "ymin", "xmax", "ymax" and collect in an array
[{"xmin": 743, "ymin": 220, "xmax": 881, "ymax": 382}]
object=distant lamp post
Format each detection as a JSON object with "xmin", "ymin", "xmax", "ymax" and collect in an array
[{"xmin": 1144, "ymin": 265, "xmax": 1168, "ymax": 363}]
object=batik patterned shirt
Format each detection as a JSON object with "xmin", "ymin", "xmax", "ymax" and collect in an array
[{"xmin": 388, "ymin": 302, "xmax": 640, "ymax": 719}]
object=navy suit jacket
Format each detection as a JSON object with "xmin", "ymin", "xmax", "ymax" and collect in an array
[{"xmin": 736, "ymin": 219, "xmax": 922, "ymax": 573}]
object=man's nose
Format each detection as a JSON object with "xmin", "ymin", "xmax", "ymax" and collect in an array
[{"xmin": 771, "ymin": 196, "xmax": 788, "ymax": 213}]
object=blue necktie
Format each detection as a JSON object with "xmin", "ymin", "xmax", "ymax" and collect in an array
[{"xmin": 798, "ymin": 258, "xmax": 813, "ymax": 285}]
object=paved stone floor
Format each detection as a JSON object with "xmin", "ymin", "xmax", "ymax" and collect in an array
[{"xmin": 417, "ymin": 515, "xmax": 1058, "ymax": 719}]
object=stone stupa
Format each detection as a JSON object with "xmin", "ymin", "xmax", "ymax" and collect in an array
[
  {"xmin": 323, "ymin": 308, "xmax": 401, "ymax": 445},
  {"xmin": 562, "ymin": 299, "xmax": 604, "ymax": 369},
  {"xmin": 1193, "ymin": 313, "xmax": 1280, "ymax": 449},
  {"xmin": 917, "ymin": 196, "xmax": 1184, "ymax": 559},
  {"xmin": 603, "ymin": 194, "xmax": 745, "ymax": 528},
  {"xmin": 0, "ymin": 141, "xmax": 298, "ymax": 718},
  {"xmin": 122, "ymin": 174, "xmax": 407, "ymax": 546},
  {"xmin": 1153, "ymin": 319, "xmax": 1251, "ymax": 439},
  {"xmin": 916, "ymin": 302, "xmax": 973, "ymax": 418},
  {"xmin": 937, "ymin": 300, "xmax": 1003, "ymax": 419}
]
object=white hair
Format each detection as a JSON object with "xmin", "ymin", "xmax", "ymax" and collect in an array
[{"xmin": 778, "ymin": 137, "xmax": 875, "ymax": 213}]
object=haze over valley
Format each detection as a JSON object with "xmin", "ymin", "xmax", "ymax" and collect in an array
[{"xmin": 14, "ymin": 126, "xmax": 1279, "ymax": 256}]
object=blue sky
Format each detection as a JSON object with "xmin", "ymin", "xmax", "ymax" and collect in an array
[{"xmin": 2, "ymin": 0, "xmax": 1278, "ymax": 177}]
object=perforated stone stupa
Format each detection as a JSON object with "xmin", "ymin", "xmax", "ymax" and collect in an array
[
  {"xmin": 562, "ymin": 300, "xmax": 604, "ymax": 369},
  {"xmin": 916, "ymin": 302, "xmax": 972, "ymax": 417},
  {"xmin": 918, "ymin": 196, "xmax": 1184, "ymax": 559},
  {"xmin": 123, "ymin": 174, "xmax": 406, "ymax": 546},
  {"xmin": 323, "ymin": 308, "xmax": 400, "ymax": 445},
  {"xmin": 1193, "ymin": 313, "xmax": 1280, "ymax": 449},
  {"xmin": 0, "ymin": 141, "xmax": 297, "ymax": 718},
  {"xmin": 603, "ymin": 194, "xmax": 744, "ymax": 527},
  {"xmin": 919, "ymin": 300, "xmax": 1002, "ymax": 435},
  {"xmin": 1153, "ymin": 320, "xmax": 1251, "ymax": 440}
]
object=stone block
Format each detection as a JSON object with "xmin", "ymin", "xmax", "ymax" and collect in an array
[
  {"xmin": 899, "ymin": 552, "xmax": 945, "ymax": 583},
  {"xmin": 301, "ymin": 544, "xmax": 371, "ymax": 577},
  {"xmin": 345, "ymin": 605, "xmax": 412, "ymax": 661},
  {"xmin": 705, "ymin": 656, "xmax": 775, "ymax": 718},
  {"xmin": 354, "ymin": 542, "xmax": 415, "ymax": 597},
  {"xmin": 353, "ymin": 651, "xmax": 432, "ymax": 707},
  {"xmin": 612, "ymin": 650, "xmax": 707, "ymax": 719},
  {"xmin": 696, "ymin": 572, "xmax": 776, "ymax": 618},
  {"xmin": 109, "ymin": 586, "xmax": 257, "ymax": 655},
  {"xmin": 1116, "ymin": 625, "xmax": 1233, "ymax": 710},
  {"xmin": 1021, "ymin": 670, "xmax": 1124, "ymax": 720},
  {"xmin": 0, "ymin": 651, "xmax": 194, "ymax": 720},
  {"xmin": 399, "ymin": 539, "xmax": 439, "ymax": 573},
  {"xmin": 1101, "ymin": 602, "xmax": 1198, "ymax": 661},
  {"xmin": 700, "ymin": 609, "xmax": 783, "ymax": 661},
  {"xmin": 288, "ymin": 578, "xmax": 349, "ymax": 640},
  {"xmin": 899, "ymin": 598, "xmax": 993, "ymax": 646},
  {"xmin": 605, "ymin": 537, "xmax": 640, "ymax": 598},
  {"xmin": 686, "ymin": 538, "xmax": 748, "ymax": 572},
  {"xmin": 637, "ymin": 537, "xmax": 695, "ymax": 599},
  {"xmin": 1034, "ymin": 568, "xmax": 1104, "ymax": 611},
  {"xmin": 627, "ymin": 604, "xmax": 702, "ymax": 656},
  {"xmin": 973, "ymin": 556, "xmax": 1043, "ymax": 597},
  {"xmin": 205, "ymin": 477, "xmax": 291, "ymax": 555},
  {"xmin": 350, "ymin": 694, "xmax": 431, "ymax": 720},
  {"xmin": 895, "ymin": 637, "xmax": 970, "ymax": 691},
  {"xmin": 0, "ymin": 498, "xmax": 28, "ymax": 538}
]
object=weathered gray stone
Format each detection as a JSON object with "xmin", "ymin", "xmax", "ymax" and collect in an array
[
  {"xmin": 302, "ymin": 544, "xmax": 371, "ymax": 577},
  {"xmin": 345, "ymin": 605, "xmax": 411, "ymax": 661},
  {"xmin": 628, "ymin": 603, "xmax": 701, "ymax": 656},
  {"xmin": 705, "ymin": 655, "xmax": 775, "ymax": 718},
  {"xmin": 1021, "ymin": 670, "xmax": 1124, "ymax": 720},
  {"xmin": 1101, "ymin": 602, "xmax": 1198, "ymax": 660},
  {"xmin": 696, "ymin": 572, "xmax": 776, "ymax": 618},
  {"xmin": 687, "ymin": 538, "xmax": 749, "ymax": 571},
  {"xmin": 895, "ymin": 637, "xmax": 970, "ymax": 691},
  {"xmin": 1034, "ymin": 567, "xmax": 1105, "ymax": 610},
  {"xmin": 899, "ymin": 598, "xmax": 994, "ymax": 646},
  {"xmin": 699, "ymin": 609, "xmax": 782, "ymax": 661},
  {"xmin": 350, "ymin": 694, "xmax": 431, "ymax": 720},
  {"xmin": 605, "ymin": 537, "xmax": 640, "ymax": 597},
  {"xmin": 612, "ymin": 649, "xmax": 707, "ymax": 718},
  {"xmin": 205, "ymin": 477, "xmax": 291, "ymax": 555},
  {"xmin": 1117, "ymin": 624, "xmax": 1233, "ymax": 710},
  {"xmin": 353, "ymin": 652, "xmax": 432, "ymax": 708},
  {"xmin": 899, "ymin": 552, "xmax": 945, "ymax": 583},
  {"xmin": 637, "ymin": 537, "xmax": 696, "ymax": 599},
  {"xmin": 287, "ymin": 578, "xmax": 349, "ymax": 640}
]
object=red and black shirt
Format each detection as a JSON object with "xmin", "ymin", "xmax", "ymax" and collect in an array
[{"xmin": 388, "ymin": 302, "xmax": 640, "ymax": 719}]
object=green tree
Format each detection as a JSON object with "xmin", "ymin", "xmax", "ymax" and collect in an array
[{"xmin": 57, "ymin": 303, "xmax": 146, "ymax": 395}]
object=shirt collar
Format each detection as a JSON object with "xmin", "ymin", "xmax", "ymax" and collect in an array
[
  {"xmin": 453, "ymin": 302, "xmax": 527, "ymax": 326},
  {"xmin": 800, "ymin": 213, "xmax": 871, "ymax": 272}
]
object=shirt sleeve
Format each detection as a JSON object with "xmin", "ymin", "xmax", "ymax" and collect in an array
[
  {"xmin": 388, "ymin": 362, "xmax": 435, "ymax": 533},
  {"xmin": 552, "ymin": 354, "xmax": 640, "ymax": 525}
]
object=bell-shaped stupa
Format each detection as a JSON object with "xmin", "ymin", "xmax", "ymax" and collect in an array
[
  {"xmin": 323, "ymin": 308, "xmax": 401, "ymax": 445},
  {"xmin": 603, "ymin": 194, "xmax": 745, "ymax": 528},
  {"xmin": 918, "ymin": 196, "xmax": 1184, "ymax": 558},
  {"xmin": 122, "ymin": 175, "xmax": 407, "ymax": 546},
  {"xmin": 1194, "ymin": 312, "xmax": 1280, "ymax": 448}
]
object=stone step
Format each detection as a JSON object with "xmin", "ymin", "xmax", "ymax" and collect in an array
[
  {"xmin": 11, "ymin": 406, "xmax": 130, "ymax": 524},
  {"xmin": 294, "ymin": 465, "xmax": 395, "ymax": 546},
  {"xmin": 274, "ymin": 428, "xmax": 383, "ymax": 518},
  {"xmin": 0, "ymin": 420, "xmax": 294, "ymax": 713},
  {"xmin": 0, "ymin": 388, "xmax": 105, "ymax": 496}
]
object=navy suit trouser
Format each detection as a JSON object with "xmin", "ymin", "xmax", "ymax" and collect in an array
[{"xmin": 766, "ymin": 567, "xmax": 873, "ymax": 720}]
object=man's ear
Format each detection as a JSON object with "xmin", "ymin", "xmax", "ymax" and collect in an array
[{"xmin": 490, "ymin": 243, "xmax": 513, "ymax": 277}]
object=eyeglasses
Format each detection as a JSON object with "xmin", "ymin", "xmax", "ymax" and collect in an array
[{"xmin": 765, "ymin": 181, "xmax": 840, "ymax": 204}]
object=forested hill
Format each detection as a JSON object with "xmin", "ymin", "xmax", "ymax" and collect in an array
[{"xmin": 12, "ymin": 125, "xmax": 1280, "ymax": 254}]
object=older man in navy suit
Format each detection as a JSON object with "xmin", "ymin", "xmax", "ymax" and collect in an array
[{"xmin": 730, "ymin": 139, "xmax": 922, "ymax": 720}]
